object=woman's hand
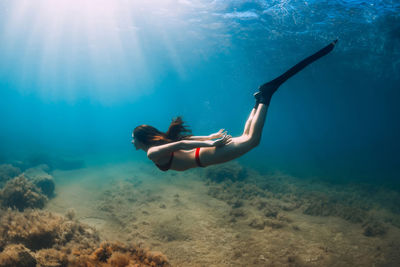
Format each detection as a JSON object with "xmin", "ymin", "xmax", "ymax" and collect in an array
[
  {"xmin": 212, "ymin": 133, "xmax": 232, "ymax": 147},
  {"xmin": 210, "ymin": 129, "xmax": 226, "ymax": 140}
]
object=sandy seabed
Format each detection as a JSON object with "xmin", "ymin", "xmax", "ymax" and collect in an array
[{"xmin": 45, "ymin": 159, "xmax": 400, "ymax": 267}]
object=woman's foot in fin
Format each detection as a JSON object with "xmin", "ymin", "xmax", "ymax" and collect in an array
[
  {"xmin": 254, "ymin": 91, "xmax": 270, "ymax": 106},
  {"xmin": 258, "ymin": 80, "xmax": 279, "ymax": 105}
]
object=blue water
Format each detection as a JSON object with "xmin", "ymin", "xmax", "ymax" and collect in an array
[{"xmin": 0, "ymin": 0, "xmax": 399, "ymax": 182}]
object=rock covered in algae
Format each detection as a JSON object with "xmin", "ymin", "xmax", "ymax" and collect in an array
[
  {"xmin": 0, "ymin": 175, "xmax": 48, "ymax": 211},
  {"xmin": 88, "ymin": 241, "xmax": 170, "ymax": 267},
  {"xmin": 0, "ymin": 209, "xmax": 170, "ymax": 267},
  {"xmin": 0, "ymin": 244, "xmax": 36, "ymax": 267},
  {"xmin": 0, "ymin": 209, "xmax": 98, "ymax": 251},
  {"xmin": 32, "ymin": 175, "xmax": 55, "ymax": 198},
  {"xmin": 23, "ymin": 165, "xmax": 55, "ymax": 198},
  {"xmin": 0, "ymin": 164, "xmax": 21, "ymax": 187},
  {"xmin": 0, "ymin": 164, "xmax": 55, "ymax": 211}
]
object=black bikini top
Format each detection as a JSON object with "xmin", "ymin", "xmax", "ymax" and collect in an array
[{"xmin": 155, "ymin": 152, "xmax": 174, "ymax": 171}]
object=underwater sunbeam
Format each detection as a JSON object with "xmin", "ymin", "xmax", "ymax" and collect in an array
[{"xmin": 0, "ymin": 0, "xmax": 161, "ymax": 104}]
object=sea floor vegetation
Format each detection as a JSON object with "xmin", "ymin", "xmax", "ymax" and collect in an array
[
  {"xmin": 0, "ymin": 162, "xmax": 170, "ymax": 267},
  {"xmin": 1, "ymin": 159, "xmax": 399, "ymax": 266},
  {"xmin": 37, "ymin": 160, "xmax": 400, "ymax": 267}
]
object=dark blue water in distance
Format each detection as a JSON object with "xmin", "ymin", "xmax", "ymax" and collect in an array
[{"xmin": 0, "ymin": 1, "xmax": 399, "ymax": 183}]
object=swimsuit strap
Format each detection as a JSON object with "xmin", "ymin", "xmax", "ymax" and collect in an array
[{"xmin": 195, "ymin": 147, "xmax": 205, "ymax": 167}]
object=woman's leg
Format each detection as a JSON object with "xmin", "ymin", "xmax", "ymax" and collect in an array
[
  {"xmin": 247, "ymin": 103, "xmax": 268, "ymax": 147},
  {"xmin": 199, "ymin": 104, "xmax": 268, "ymax": 166},
  {"xmin": 199, "ymin": 40, "xmax": 338, "ymax": 166},
  {"xmin": 243, "ymin": 107, "xmax": 257, "ymax": 136},
  {"xmin": 244, "ymin": 40, "xmax": 338, "ymax": 145}
]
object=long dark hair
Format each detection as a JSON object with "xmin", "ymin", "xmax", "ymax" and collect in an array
[{"xmin": 133, "ymin": 117, "xmax": 192, "ymax": 147}]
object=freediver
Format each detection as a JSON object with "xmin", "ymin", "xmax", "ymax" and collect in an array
[{"xmin": 132, "ymin": 40, "xmax": 338, "ymax": 171}]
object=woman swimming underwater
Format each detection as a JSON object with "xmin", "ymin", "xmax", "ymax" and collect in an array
[{"xmin": 132, "ymin": 40, "xmax": 338, "ymax": 171}]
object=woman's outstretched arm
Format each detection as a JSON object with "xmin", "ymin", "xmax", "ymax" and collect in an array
[
  {"xmin": 187, "ymin": 136, "xmax": 213, "ymax": 141},
  {"xmin": 147, "ymin": 134, "xmax": 231, "ymax": 161},
  {"xmin": 187, "ymin": 129, "xmax": 226, "ymax": 141}
]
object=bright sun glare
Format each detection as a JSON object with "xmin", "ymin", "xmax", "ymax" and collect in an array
[{"xmin": 2, "ymin": 0, "xmax": 188, "ymax": 104}]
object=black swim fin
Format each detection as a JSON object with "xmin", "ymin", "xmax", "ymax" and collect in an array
[{"xmin": 257, "ymin": 39, "xmax": 338, "ymax": 106}]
